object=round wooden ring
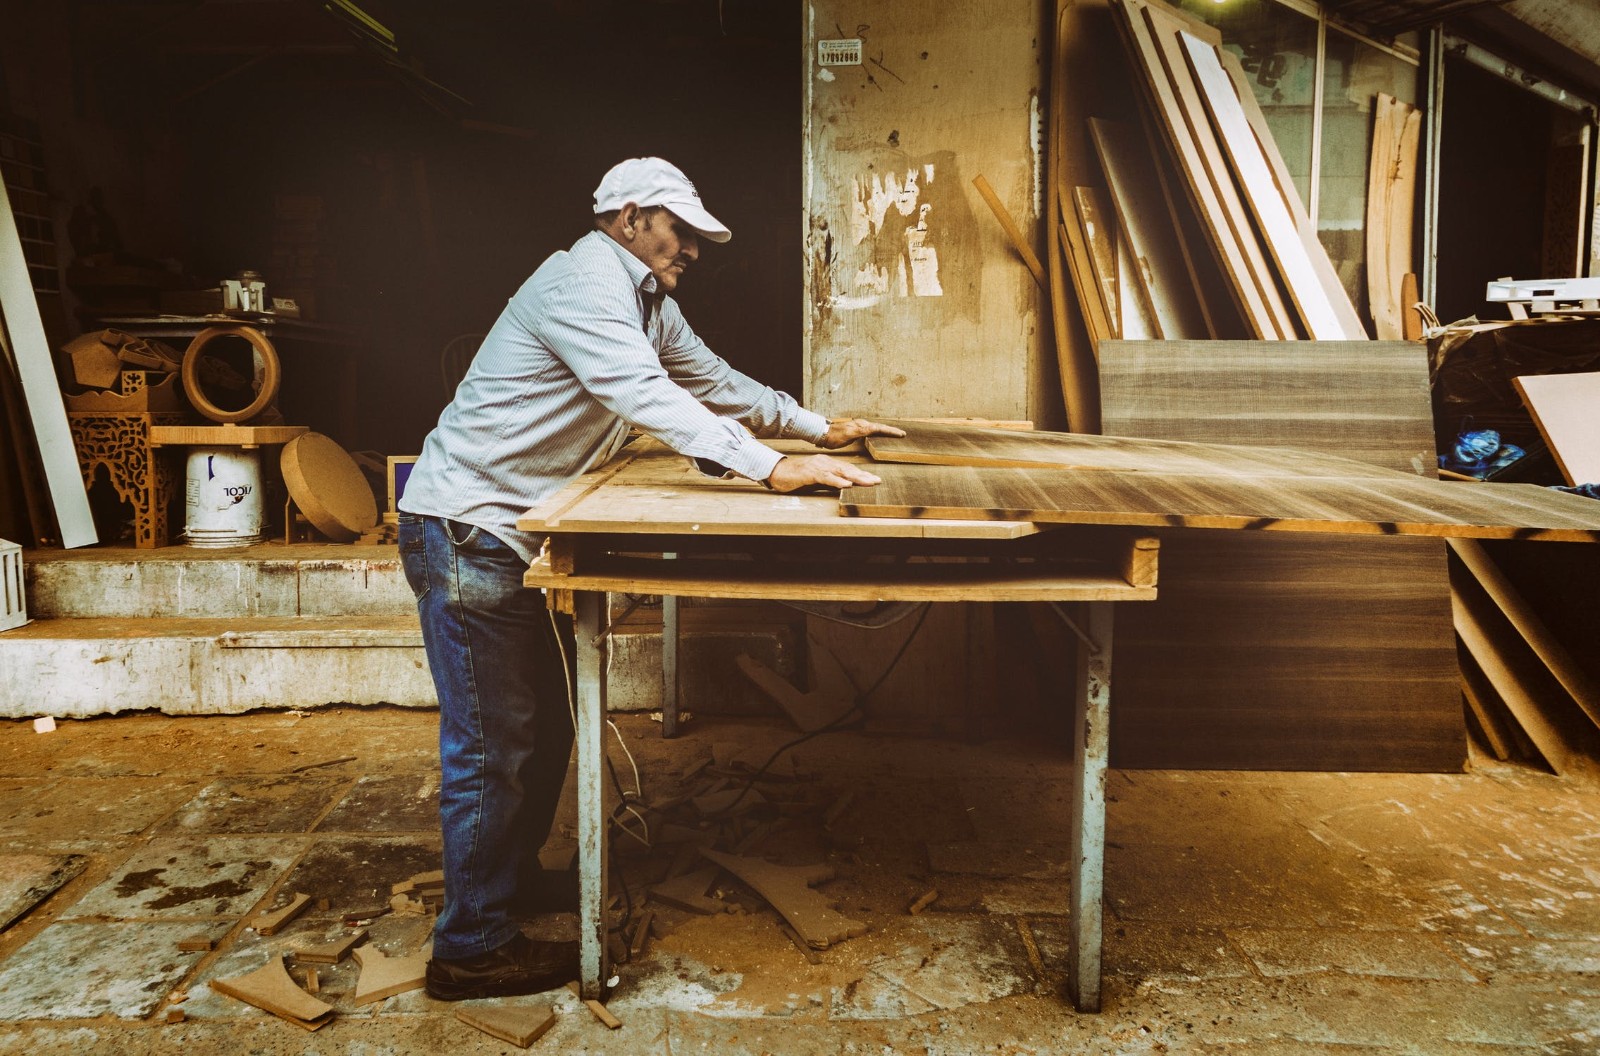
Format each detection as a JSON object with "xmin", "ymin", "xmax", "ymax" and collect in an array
[{"xmin": 181, "ymin": 325, "xmax": 281, "ymax": 424}]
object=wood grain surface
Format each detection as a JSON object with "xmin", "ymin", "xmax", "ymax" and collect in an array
[
  {"xmin": 1096, "ymin": 339, "xmax": 1461, "ymax": 771},
  {"xmin": 1514, "ymin": 370, "xmax": 1600, "ymax": 486},
  {"xmin": 841, "ymin": 460, "xmax": 1600, "ymax": 542}
]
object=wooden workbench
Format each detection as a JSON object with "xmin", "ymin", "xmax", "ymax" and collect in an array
[{"xmin": 518, "ymin": 440, "xmax": 1159, "ymax": 1013}]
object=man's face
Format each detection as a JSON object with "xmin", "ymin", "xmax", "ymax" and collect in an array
[{"xmin": 627, "ymin": 206, "xmax": 700, "ymax": 293}]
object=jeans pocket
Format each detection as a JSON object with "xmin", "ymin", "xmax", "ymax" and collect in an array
[{"xmin": 397, "ymin": 516, "xmax": 430, "ymax": 601}]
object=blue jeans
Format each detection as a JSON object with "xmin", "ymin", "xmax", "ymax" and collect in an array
[{"xmin": 398, "ymin": 512, "xmax": 575, "ymax": 960}]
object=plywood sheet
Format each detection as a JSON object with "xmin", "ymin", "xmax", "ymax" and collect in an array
[
  {"xmin": 1514, "ymin": 371, "xmax": 1600, "ymax": 486},
  {"xmin": 1097, "ymin": 339, "xmax": 1460, "ymax": 772},
  {"xmin": 1088, "ymin": 118, "xmax": 1209, "ymax": 339},
  {"xmin": 1181, "ymin": 31, "xmax": 1365, "ymax": 340},
  {"xmin": 841, "ymin": 459, "xmax": 1600, "ymax": 542}
]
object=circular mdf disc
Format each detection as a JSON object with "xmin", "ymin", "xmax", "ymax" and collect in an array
[{"xmin": 280, "ymin": 433, "xmax": 377, "ymax": 542}]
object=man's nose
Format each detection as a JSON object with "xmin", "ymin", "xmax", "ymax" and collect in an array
[{"xmin": 680, "ymin": 235, "xmax": 699, "ymax": 260}]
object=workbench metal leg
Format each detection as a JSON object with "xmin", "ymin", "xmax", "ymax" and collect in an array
[
  {"xmin": 1066, "ymin": 601, "xmax": 1112, "ymax": 1013},
  {"xmin": 660, "ymin": 590, "xmax": 680, "ymax": 738},
  {"xmin": 573, "ymin": 590, "xmax": 609, "ymax": 999}
]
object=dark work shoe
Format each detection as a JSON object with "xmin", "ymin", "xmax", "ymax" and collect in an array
[{"xmin": 424, "ymin": 933, "xmax": 578, "ymax": 1001}]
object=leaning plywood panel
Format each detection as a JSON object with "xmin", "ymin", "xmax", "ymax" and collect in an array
[
  {"xmin": 1181, "ymin": 31, "xmax": 1366, "ymax": 339},
  {"xmin": 1095, "ymin": 339, "xmax": 1459, "ymax": 771},
  {"xmin": 1110, "ymin": 0, "xmax": 1292, "ymax": 338},
  {"xmin": 0, "ymin": 173, "xmax": 95, "ymax": 547},
  {"xmin": 1088, "ymin": 118, "xmax": 1209, "ymax": 339},
  {"xmin": 1514, "ymin": 371, "xmax": 1600, "ymax": 486}
]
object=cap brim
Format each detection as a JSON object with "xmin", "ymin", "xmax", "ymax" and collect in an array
[{"xmin": 663, "ymin": 200, "xmax": 732, "ymax": 243}]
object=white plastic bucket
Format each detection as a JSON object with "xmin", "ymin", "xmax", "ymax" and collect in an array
[{"xmin": 183, "ymin": 447, "xmax": 264, "ymax": 547}]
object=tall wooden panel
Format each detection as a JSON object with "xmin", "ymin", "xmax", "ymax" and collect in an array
[{"xmin": 1098, "ymin": 339, "xmax": 1464, "ymax": 771}]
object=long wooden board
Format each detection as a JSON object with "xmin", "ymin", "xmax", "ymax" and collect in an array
[
  {"xmin": 1366, "ymin": 93, "xmax": 1422, "ymax": 341},
  {"xmin": 0, "ymin": 164, "xmax": 96, "ymax": 547},
  {"xmin": 1071, "ymin": 185, "xmax": 1122, "ymax": 336},
  {"xmin": 1514, "ymin": 370, "xmax": 1600, "ymax": 486},
  {"xmin": 1181, "ymin": 31, "xmax": 1365, "ymax": 340},
  {"xmin": 841, "ymin": 459, "xmax": 1600, "ymax": 542},
  {"xmin": 1095, "ymin": 338, "xmax": 1460, "ymax": 772}
]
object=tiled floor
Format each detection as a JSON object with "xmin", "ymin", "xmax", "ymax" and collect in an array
[{"xmin": 0, "ymin": 706, "xmax": 1596, "ymax": 1055}]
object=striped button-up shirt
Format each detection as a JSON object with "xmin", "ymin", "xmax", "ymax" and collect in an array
[{"xmin": 401, "ymin": 229, "xmax": 829, "ymax": 564}]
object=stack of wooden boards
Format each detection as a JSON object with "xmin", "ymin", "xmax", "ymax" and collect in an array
[{"xmin": 1046, "ymin": 0, "xmax": 1404, "ymax": 434}]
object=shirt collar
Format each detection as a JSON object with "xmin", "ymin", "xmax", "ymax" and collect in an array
[{"xmin": 591, "ymin": 229, "xmax": 659, "ymax": 296}]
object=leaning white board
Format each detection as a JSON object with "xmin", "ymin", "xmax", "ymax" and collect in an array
[
  {"xmin": 1515, "ymin": 371, "xmax": 1600, "ymax": 486},
  {"xmin": 0, "ymin": 176, "xmax": 96, "ymax": 547}
]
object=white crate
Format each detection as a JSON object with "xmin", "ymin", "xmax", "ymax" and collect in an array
[{"xmin": 0, "ymin": 539, "xmax": 24, "ymax": 631}]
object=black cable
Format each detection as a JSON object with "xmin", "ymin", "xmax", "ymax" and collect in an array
[{"xmin": 700, "ymin": 602, "xmax": 933, "ymax": 821}]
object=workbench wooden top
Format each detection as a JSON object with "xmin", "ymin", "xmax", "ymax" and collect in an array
[{"xmin": 516, "ymin": 439, "xmax": 1041, "ymax": 540}]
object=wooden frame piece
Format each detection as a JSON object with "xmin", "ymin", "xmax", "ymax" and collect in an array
[
  {"xmin": 1514, "ymin": 371, "xmax": 1600, "ymax": 486},
  {"xmin": 386, "ymin": 455, "xmax": 420, "ymax": 513},
  {"xmin": 1365, "ymin": 93, "xmax": 1422, "ymax": 340},
  {"xmin": 1071, "ymin": 185, "xmax": 1122, "ymax": 336}
]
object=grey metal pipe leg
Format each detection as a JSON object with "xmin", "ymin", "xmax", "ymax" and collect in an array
[
  {"xmin": 661, "ymin": 589, "xmax": 680, "ymax": 738},
  {"xmin": 1066, "ymin": 601, "xmax": 1112, "ymax": 1012},
  {"xmin": 573, "ymin": 590, "xmax": 609, "ymax": 999}
]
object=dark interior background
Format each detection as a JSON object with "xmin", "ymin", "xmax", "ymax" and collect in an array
[{"xmin": 16, "ymin": 0, "xmax": 802, "ymax": 457}]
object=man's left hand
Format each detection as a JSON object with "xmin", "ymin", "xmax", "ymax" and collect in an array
[{"xmin": 816, "ymin": 417, "xmax": 907, "ymax": 450}]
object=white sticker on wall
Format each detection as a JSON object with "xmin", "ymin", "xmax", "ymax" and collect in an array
[{"xmin": 817, "ymin": 38, "xmax": 863, "ymax": 67}]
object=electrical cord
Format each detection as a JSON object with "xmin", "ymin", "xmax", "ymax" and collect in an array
[{"xmin": 699, "ymin": 601, "xmax": 933, "ymax": 821}]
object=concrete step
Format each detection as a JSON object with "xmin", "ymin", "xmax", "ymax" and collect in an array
[
  {"xmin": 0, "ymin": 615, "xmax": 434, "ymax": 718},
  {"xmin": 22, "ymin": 544, "xmax": 414, "ymax": 619}
]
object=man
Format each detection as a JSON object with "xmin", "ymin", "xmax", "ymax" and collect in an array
[{"xmin": 398, "ymin": 156, "xmax": 903, "ymax": 1000}]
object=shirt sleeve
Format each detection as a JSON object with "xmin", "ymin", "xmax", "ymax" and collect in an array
[
  {"xmin": 530, "ymin": 269, "xmax": 794, "ymax": 482},
  {"xmin": 655, "ymin": 299, "xmax": 831, "ymax": 445}
]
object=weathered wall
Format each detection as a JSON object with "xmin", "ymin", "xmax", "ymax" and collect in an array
[{"xmin": 803, "ymin": 1, "xmax": 1055, "ymax": 426}]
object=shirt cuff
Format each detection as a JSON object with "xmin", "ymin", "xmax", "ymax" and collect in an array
[
  {"xmin": 720, "ymin": 440, "xmax": 785, "ymax": 485},
  {"xmin": 791, "ymin": 409, "xmax": 830, "ymax": 445}
]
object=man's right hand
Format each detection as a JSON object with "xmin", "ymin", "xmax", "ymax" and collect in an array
[{"xmin": 764, "ymin": 454, "xmax": 883, "ymax": 493}]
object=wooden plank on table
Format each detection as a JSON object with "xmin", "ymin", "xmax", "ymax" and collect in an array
[
  {"xmin": 1088, "ymin": 118, "xmax": 1209, "ymax": 339},
  {"xmin": 1366, "ymin": 93, "xmax": 1422, "ymax": 341},
  {"xmin": 0, "ymin": 165, "xmax": 96, "ymax": 547},
  {"xmin": 1181, "ymin": 31, "xmax": 1365, "ymax": 340},
  {"xmin": 1115, "ymin": 228, "xmax": 1159, "ymax": 339},
  {"xmin": 1218, "ymin": 49, "xmax": 1366, "ymax": 340},
  {"xmin": 1048, "ymin": 0, "xmax": 1117, "ymax": 434},
  {"xmin": 865, "ymin": 417, "xmax": 1414, "ymax": 480},
  {"xmin": 1109, "ymin": 0, "xmax": 1289, "ymax": 338},
  {"xmin": 1071, "ymin": 186, "xmax": 1122, "ymax": 336},
  {"xmin": 843, "ymin": 458, "xmax": 1600, "ymax": 542},
  {"xmin": 1096, "ymin": 338, "xmax": 1460, "ymax": 772},
  {"xmin": 1513, "ymin": 371, "xmax": 1600, "ymax": 486}
]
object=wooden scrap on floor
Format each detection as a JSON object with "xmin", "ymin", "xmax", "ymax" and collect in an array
[
  {"xmin": 165, "ymin": 1007, "xmax": 186, "ymax": 1024},
  {"xmin": 304, "ymin": 967, "xmax": 320, "ymax": 995},
  {"xmin": 295, "ymin": 928, "xmax": 367, "ymax": 965},
  {"xmin": 177, "ymin": 934, "xmax": 214, "ymax": 953},
  {"xmin": 456, "ymin": 1003, "xmax": 557, "ymax": 1047},
  {"xmin": 649, "ymin": 865, "xmax": 726, "ymax": 915},
  {"xmin": 908, "ymin": 888, "xmax": 939, "ymax": 915},
  {"xmin": 628, "ymin": 909, "xmax": 654, "ymax": 960},
  {"xmin": 735, "ymin": 653, "xmax": 854, "ymax": 734},
  {"xmin": 351, "ymin": 943, "xmax": 429, "ymax": 1005},
  {"xmin": 253, "ymin": 892, "xmax": 310, "ymax": 936},
  {"xmin": 700, "ymin": 849, "xmax": 867, "ymax": 950},
  {"xmin": 778, "ymin": 918, "xmax": 823, "ymax": 964},
  {"xmin": 1514, "ymin": 371, "xmax": 1600, "ymax": 486},
  {"xmin": 566, "ymin": 981, "xmax": 623, "ymax": 1029},
  {"xmin": 211, "ymin": 953, "xmax": 335, "ymax": 1031}
]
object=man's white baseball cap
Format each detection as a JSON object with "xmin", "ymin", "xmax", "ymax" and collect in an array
[{"xmin": 593, "ymin": 157, "xmax": 732, "ymax": 243}]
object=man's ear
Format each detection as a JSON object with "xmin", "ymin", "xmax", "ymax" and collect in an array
[{"xmin": 617, "ymin": 203, "xmax": 641, "ymax": 240}]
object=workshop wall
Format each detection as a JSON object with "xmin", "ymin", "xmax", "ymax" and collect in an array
[{"xmin": 802, "ymin": 1, "xmax": 1056, "ymax": 428}]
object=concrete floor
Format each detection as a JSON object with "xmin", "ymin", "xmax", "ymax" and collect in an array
[{"xmin": 0, "ymin": 706, "xmax": 1595, "ymax": 1055}]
